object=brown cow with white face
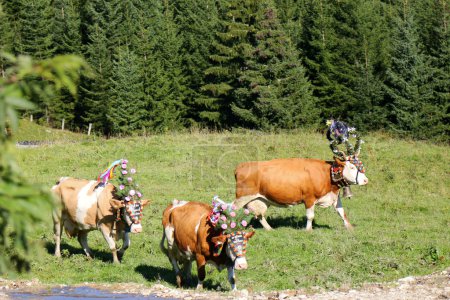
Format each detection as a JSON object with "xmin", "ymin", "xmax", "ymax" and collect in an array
[
  {"xmin": 160, "ymin": 200, "xmax": 255, "ymax": 291},
  {"xmin": 52, "ymin": 177, "xmax": 149, "ymax": 263},
  {"xmin": 233, "ymin": 156, "xmax": 368, "ymax": 231}
]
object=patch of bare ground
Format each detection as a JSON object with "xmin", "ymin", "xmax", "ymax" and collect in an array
[{"xmin": 0, "ymin": 268, "xmax": 448, "ymax": 299}]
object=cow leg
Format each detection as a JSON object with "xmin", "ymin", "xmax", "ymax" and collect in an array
[
  {"xmin": 227, "ymin": 265, "xmax": 237, "ymax": 291},
  {"xmin": 77, "ymin": 231, "xmax": 93, "ymax": 258},
  {"xmin": 99, "ymin": 224, "xmax": 119, "ymax": 264},
  {"xmin": 183, "ymin": 260, "xmax": 193, "ymax": 286},
  {"xmin": 334, "ymin": 196, "xmax": 353, "ymax": 230},
  {"xmin": 305, "ymin": 204, "xmax": 315, "ymax": 231},
  {"xmin": 246, "ymin": 200, "xmax": 272, "ymax": 230},
  {"xmin": 196, "ymin": 254, "xmax": 207, "ymax": 290},
  {"xmin": 52, "ymin": 210, "xmax": 62, "ymax": 257},
  {"xmin": 118, "ymin": 231, "xmax": 130, "ymax": 260}
]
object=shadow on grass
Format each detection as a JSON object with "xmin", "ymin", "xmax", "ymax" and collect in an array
[
  {"xmin": 135, "ymin": 264, "xmax": 175, "ymax": 285},
  {"xmin": 252, "ymin": 216, "xmax": 332, "ymax": 230},
  {"xmin": 135, "ymin": 264, "xmax": 225, "ymax": 291},
  {"xmin": 44, "ymin": 241, "xmax": 114, "ymax": 263}
]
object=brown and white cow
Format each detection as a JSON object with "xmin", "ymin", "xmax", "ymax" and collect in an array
[
  {"xmin": 52, "ymin": 177, "xmax": 149, "ymax": 263},
  {"xmin": 160, "ymin": 200, "xmax": 255, "ymax": 291},
  {"xmin": 233, "ymin": 156, "xmax": 368, "ymax": 231}
]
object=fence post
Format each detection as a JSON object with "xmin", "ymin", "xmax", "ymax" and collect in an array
[
  {"xmin": 30, "ymin": 115, "xmax": 33, "ymax": 122},
  {"xmin": 88, "ymin": 123, "xmax": 92, "ymax": 136},
  {"xmin": 61, "ymin": 119, "xmax": 65, "ymax": 131}
]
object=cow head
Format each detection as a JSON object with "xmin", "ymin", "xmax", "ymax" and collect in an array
[
  {"xmin": 111, "ymin": 199, "xmax": 150, "ymax": 233},
  {"xmin": 335, "ymin": 155, "xmax": 368, "ymax": 186},
  {"xmin": 212, "ymin": 231, "xmax": 255, "ymax": 270}
]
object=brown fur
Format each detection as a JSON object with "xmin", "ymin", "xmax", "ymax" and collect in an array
[
  {"xmin": 52, "ymin": 177, "xmax": 149, "ymax": 263},
  {"xmin": 234, "ymin": 158, "xmax": 348, "ymax": 230},
  {"xmin": 236, "ymin": 158, "xmax": 340, "ymax": 208},
  {"xmin": 161, "ymin": 202, "xmax": 236, "ymax": 288}
]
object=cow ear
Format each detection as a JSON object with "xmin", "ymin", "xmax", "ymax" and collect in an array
[
  {"xmin": 245, "ymin": 231, "xmax": 255, "ymax": 239},
  {"xmin": 110, "ymin": 199, "xmax": 124, "ymax": 210},
  {"xmin": 140, "ymin": 199, "xmax": 150, "ymax": 207},
  {"xmin": 211, "ymin": 235, "xmax": 227, "ymax": 245}
]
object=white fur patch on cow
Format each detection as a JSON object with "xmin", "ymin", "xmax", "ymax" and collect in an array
[
  {"xmin": 164, "ymin": 225, "xmax": 175, "ymax": 250},
  {"xmin": 76, "ymin": 181, "xmax": 104, "ymax": 229},
  {"xmin": 184, "ymin": 246, "xmax": 193, "ymax": 259},
  {"xmin": 315, "ymin": 191, "xmax": 339, "ymax": 208},
  {"xmin": 52, "ymin": 177, "xmax": 70, "ymax": 190},
  {"xmin": 195, "ymin": 213, "xmax": 205, "ymax": 235},
  {"xmin": 170, "ymin": 199, "xmax": 189, "ymax": 211}
]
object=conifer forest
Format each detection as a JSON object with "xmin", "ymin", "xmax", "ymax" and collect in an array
[{"xmin": 0, "ymin": 0, "xmax": 448, "ymax": 141}]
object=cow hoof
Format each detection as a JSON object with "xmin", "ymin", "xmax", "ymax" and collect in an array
[{"xmin": 176, "ymin": 275, "xmax": 183, "ymax": 288}]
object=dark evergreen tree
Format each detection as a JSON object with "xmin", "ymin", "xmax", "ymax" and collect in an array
[
  {"xmin": 48, "ymin": 0, "xmax": 82, "ymax": 129},
  {"xmin": 412, "ymin": 0, "xmax": 449, "ymax": 141},
  {"xmin": 145, "ymin": 2, "xmax": 188, "ymax": 131},
  {"xmin": 202, "ymin": 0, "xmax": 315, "ymax": 129},
  {"xmin": 76, "ymin": 23, "xmax": 112, "ymax": 134},
  {"xmin": 383, "ymin": 5, "xmax": 433, "ymax": 138},
  {"xmin": 233, "ymin": 2, "xmax": 317, "ymax": 129},
  {"xmin": 352, "ymin": 0, "xmax": 391, "ymax": 131},
  {"xmin": 172, "ymin": 0, "xmax": 221, "ymax": 127},
  {"xmin": 108, "ymin": 47, "xmax": 147, "ymax": 134},
  {"xmin": 14, "ymin": 0, "xmax": 55, "ymax": 59},
  {"xmin": 53, "ymin": 0, "xmax": 82, "ymax": 55},
  {"xmin": 0, "ymin": 2, "xmax": 13, "ymax": 77}
]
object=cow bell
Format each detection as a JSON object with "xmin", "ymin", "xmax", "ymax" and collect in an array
[{"xmin": 342, "ymin": 186, "xmax": 353, "ymax": 198}]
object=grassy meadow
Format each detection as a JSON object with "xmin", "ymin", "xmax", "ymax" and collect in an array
[{"xmin": 7, "ymin": 120, "xmax": 450, "ymax": 292}]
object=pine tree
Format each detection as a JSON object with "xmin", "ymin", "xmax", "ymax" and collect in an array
[
  {"xmin": 172, "ymin": 0, "xmax": 221, "ymax": 127},
  {"xmin": 352, "ymin": 0, "xmax": 391, "ymax": 131},
  {"xmin": 145, "ymin": 2, "xmax": 188, "ymax": 131},
  {"xmin": 53, "ymin": 0, "xmax": 82, "ymax": 55},
  {"xmin": 0, "ymin": 2, "xmax": 13, "ymax": 77},
  {"xmin": 233, "ymin": 2, "xmax": 316, "ymax": 129},
  {"xmin": 76, "ymin": 22, "xmax": 112, "ymax": 134},
  {"xmin": 14, "ymin": 0, "xmax": 55, "ymax": 59},
  {"xmin": 383, "ymin": 5, "xmax": 433, "ymax": 138},
  {"xmin": 412, "ymin": 0, "xmax": 449, "ymax": 141},
  {"xmin": 108, "ymin": 48, "xmax": 147, "ymax": 135},
  {"xmin": 202, "ymin": 0, "xmax": 315, "ymax": 129}
]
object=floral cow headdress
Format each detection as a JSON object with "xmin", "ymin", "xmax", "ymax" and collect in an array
[
  {"xmin": 97, "ymin": 159, "xmax": 145, "ymax": 224},
  {"xmin": 208, "ymin": 196, "xmax": 254, "ymax": 234}
]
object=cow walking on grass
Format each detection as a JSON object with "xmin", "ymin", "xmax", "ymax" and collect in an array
[
  {"xmin": 52, "ymin": 177, "xmax": 149, "ymax": 263},
  {"xmin": 160, "ymin": 200, "xmax": 255, "ymax": 290},
  {"xmin": 233, "ymin": 155, "xmax": 368, "ymax": 231}
]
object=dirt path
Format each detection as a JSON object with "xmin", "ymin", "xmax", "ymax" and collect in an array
[{"xmin": 1, "ymin": 269, "xmax": 448, "ymax": 299}]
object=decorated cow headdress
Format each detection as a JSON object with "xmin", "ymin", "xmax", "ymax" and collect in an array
[
  {"xmin": 326, "ymin": 120, "xmax": 367, "ymax": 195},
  {"xmin": 208, "ymin": 196, "xmax": 255, "ymax": 256},
  {"xmin": 326, "ymin": 119, "xmax": 364, "ymax": 160},
  {"xmin": 209, "ymin": 196, "xmax": 254, "ymax": 234},
  {"xmin": 97, "ymin": 159, "xmax": 145, "ymax": 225}
]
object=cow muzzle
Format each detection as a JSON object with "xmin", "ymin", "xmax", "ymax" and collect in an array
[
  {"xmin": 357, "ymin": 173, "xmax": 369, "ymax": 185},
  {"xmin": 130, "ymin": 223, "xmax": 142, "ymax": 234},
  {"xmin": 234, "ymin": 257, "xmax": 248, "ymax": 270}
]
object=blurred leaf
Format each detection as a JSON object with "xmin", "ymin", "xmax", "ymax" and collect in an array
[{"xmin": 0, "ymin": 52, "xmax": 85, "ymax": 274}]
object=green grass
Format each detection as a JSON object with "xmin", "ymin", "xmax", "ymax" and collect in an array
[{"xmin": 7, "ymin": 121, "xmax": 450, "ymax": 292}]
